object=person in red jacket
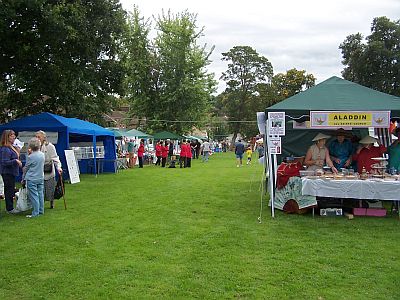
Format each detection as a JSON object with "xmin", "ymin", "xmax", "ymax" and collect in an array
[
  {"xmin": 137, "ymin": 139, "xmax": 145, "ymax": 168},
  {"xmin": 353, "ymin": 135, "xmax": 387, "ymax": 173},
  {"xmin": 179, "ymin": 140, "xmax": 187, "ymax": 168},
  {"xmin": 186, "ymin": 141, "xmax": 192, "ymax": 168},
  {"xmin": 155, "ymin": 140, "xmax": 162, "ymax": 166},
  {"xmin": 161, "ymin": 141, "xmax": 169, "ymax": 167}
]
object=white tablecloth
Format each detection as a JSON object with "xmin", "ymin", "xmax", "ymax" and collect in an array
[{"xmin": 302, "ymin": 178, "xmax": 400, "ymax": 200}]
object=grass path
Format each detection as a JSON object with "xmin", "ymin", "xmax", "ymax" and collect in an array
[{"xmin": 0, "ymin": 152, "xmax": 399, "ymax": 299}]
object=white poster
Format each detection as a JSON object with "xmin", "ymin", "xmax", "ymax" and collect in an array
[
  {"xmin": 267, "ymin": 112, "xmax": 285, "ymax": 136},
  {"xmin": 268, "ymin": 137, "xmax": 282, "ymax": 155},
  {"xmin": 64, "ymin": 150, "xmax": 80, "ymax": 184}
]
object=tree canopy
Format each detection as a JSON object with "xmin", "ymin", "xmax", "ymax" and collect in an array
[
  {"xmin": 123, "ymin": 9, "xmax": 216, "ymax": 134},
  {"xmin": 0, "ymin": 0, "xmax": 126, "ymax": 123},
  {"xmin": 339, "ymin": 16, "xmax": 400, "ymax": 96}
]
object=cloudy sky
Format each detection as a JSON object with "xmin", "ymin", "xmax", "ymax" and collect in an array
[{"xmin": 120, "ymin": 0, "xmax": 399, "ymax": 92}]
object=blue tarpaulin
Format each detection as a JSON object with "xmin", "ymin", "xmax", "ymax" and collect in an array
[{"xmin": 0, "ymin": 112, "xmax": 116, "ymax": 177}]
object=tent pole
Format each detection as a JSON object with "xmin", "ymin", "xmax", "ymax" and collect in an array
[
  {"xmin": 266, "ymin": 122, "xmax": 275, "ymax": 218},
  {"xmin": 93, "ymin": 134, "xmax": 97, "ymax": 177}
]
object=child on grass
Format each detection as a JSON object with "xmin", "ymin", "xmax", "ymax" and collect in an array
[
  {"xmin": 246, "ymin": 146, "xmax": 252, "ymax": 165},
  {"xmin": 22, "ymin": 138, "xmax": 45, "ymax": 218}
]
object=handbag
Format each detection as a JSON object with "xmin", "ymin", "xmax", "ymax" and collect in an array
[
  {"xmin": 44, "ymin": 162, "xmax": 53, "ymax": 173},
  {"xmin": 16, "ymin": 187, "xmax": 32, "ymax": 211},
  {"xmin": 54, "ymin": 176, "xmax": 64, "ymax": 200}
]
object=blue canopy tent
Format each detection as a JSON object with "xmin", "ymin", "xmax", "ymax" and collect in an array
[{"xmin": 0, "ymin": 112, "xmax": 116, "ymax": 177}]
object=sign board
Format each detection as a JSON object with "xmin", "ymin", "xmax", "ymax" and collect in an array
[
  {"xmin": 268, "ymin": 112, "xmax": 285, "ymax": 136},
  {"xmin": 310, "ymin": 111, "xmax": 390, "ymax": 128},
  {"xmin": 64, "ymin": 150, "xmax": 80, "ymax": 184},
  {"xmin": 268, "ymin": 137, "xmax": 281, "ymax": 155},
  {"xmin": 18, "ymin": 131, "xmax": 59, "ymax": 144},
  {"xmin": 293, "ymin": 121, "xmax": 352, "ymax": 130}
]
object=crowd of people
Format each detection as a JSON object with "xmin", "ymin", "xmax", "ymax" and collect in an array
[
  {"xmin": 0, "ymin": 130, "xmax": 62, "ymax": 218},
  {"xmin": 304, "ymin": 128, "xmax": 395, "ymax": 174},
  {"xmin": 118, "ymin": 138, "xmax": 227, "ymax": 169}
]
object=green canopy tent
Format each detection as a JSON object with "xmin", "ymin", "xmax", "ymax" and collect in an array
[
  {"xmin": 266, "ymin": 76, "xmax": 400, "ymax": 158},
  {"xmin": 106, "ymin": 128, "xmax": 127, "ymax": 138},
  {"xmin": 153, "ymin": 131, "xmax": 184, "ymax": 140},
  {"xmin": 125, "ymin": 129, "xmax": 153, "ymax": 139}
]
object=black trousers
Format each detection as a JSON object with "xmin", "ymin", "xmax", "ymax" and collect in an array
[
  {"xmin": 2, "ymin": 173, "xmax": 16, "ymax": 211},
  {"xmin": 161, "ymin": 157, "xmax": 167, "ymax": 167},
  {"xmin": 180, "ymin": 157, "xmax": 186, "ymax": 168},
  {"xmin": 155, "ymin": 156, "xmax": 161, "ymax": 166},
  {"xmin": 138, "ymin": 156, "xmax": 143, "ymax": 168},
  {"xmin": 186, "ymin": 157, "xmax": 191, "ymax": 168}
]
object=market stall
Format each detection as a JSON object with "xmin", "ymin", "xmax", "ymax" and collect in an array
[{"xmin": 265, "ymin": 76, "xmax": 400, "ymax": 217}]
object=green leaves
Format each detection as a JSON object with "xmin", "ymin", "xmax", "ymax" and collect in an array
[
  {"xmin": 339, "ymin": 16, "xmax": 400, "ymax": 96},
  {"xmin": 0, "ymin": 0, "xmax": 126, "ymax": 123},
  {"xmin": 123, "ymin": 9, "xmax": 216, "ymax": 134}
]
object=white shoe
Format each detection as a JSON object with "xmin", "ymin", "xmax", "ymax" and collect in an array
[
  {"xmin": 6, "ymin": 208, "xmax": 20, "ymax": 214},
  {"xmin": 237, "ymin": 165, "xmax": 239, "ymax": 167}
]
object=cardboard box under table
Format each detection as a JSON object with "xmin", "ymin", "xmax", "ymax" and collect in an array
[{"xmin": 301, "ymin": 177, "xmax": 400, "ymax": 217}]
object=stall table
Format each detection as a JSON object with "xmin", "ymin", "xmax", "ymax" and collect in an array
[{"xmin": 302, "ymin": 177, "xmax": 400, "ymax": 217}]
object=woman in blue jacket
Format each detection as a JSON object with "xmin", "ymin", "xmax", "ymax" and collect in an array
[{"xmin": 0, "ymin": 130, "xmax": 22, "ymax": 213}]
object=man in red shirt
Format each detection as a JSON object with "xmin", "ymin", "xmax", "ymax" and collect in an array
[
  {"xmin": 353, "ymin": 135, "xmax": 386, "ymax": 173},
  {"xmin": 161, "ymin": 141, "xmax": 169, "ymax": 168}
]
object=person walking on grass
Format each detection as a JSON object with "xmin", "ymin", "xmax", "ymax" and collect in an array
[
  {"xmin": 22, "ymin": 138, "xmax": 45, "ymax": 218},
  {"xmin": 246, "ymin": 146, "xmax": 252, "ymax": 165},
  {"xmin": 235, "ymin": 139, "xmax": 245, "ymax": 167},
  {"xmin": 201, "ymin": 140, "xmax": 211, "ymax": 162}
]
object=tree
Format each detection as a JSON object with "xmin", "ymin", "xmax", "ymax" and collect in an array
[
  {"xmin": 271, "ymin": 68, "xmax": 315, "ymax": 102},
  {"xmin": 124, "ymin": 9, "xmax": 216, "ymax": 134},
  {"xmin": 220, "ymin": 46, "xmax": 273, "ymax": 145},
  {"xmin": 339, "ymin": 16, "xmax": 400, "ymax": 96},
  {"xmin": 0, "ymin": 0, "xmax": 126, "ymax": 123}
]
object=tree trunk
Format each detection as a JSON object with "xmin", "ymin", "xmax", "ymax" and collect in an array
[{"xmin": 230, "ymin": 132, "xmax": 238, "ymax": 151}]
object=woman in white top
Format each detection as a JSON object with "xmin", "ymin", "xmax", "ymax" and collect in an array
[
  {"xmin": 35, "ymin": 131, "xmax": 62, "ymax": 209},
  {"xmin": 304, "ymin": 133, "xmax": 338, "ymax": 173}
]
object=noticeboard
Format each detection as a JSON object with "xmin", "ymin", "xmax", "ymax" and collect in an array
[{"xmin": 268, "ymin": 112, "xmax": 285, "ymax": 136}]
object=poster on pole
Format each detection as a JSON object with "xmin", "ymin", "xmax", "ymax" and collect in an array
[
  {"xmin": 267, "ymin": 112, "xmax": 285, "ymax": 136},
  {"xmin": 268, "ymin": 137, "xmax": 282, "ymax": 155},
  {"xmin": 64, "ymin": 150, "xmax": 80, "ymax": 184}
]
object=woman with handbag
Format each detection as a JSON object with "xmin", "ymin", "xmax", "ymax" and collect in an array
[
  {"xmin": 35, "ymin": 130, "xmax": 62, "ymax": 209},
  {"xmin": 0, "ymin": 130, "xmax": 23, "ymax": 214}
]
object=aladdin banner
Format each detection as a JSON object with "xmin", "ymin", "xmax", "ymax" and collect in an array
[{"xmin": 310, "ymin": 111, "xmax": 390, "ymax": 128}]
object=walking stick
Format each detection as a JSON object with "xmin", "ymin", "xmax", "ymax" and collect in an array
[{"xmin": 59, "ymin": 176, "xmax": 67, "ymax": 210}]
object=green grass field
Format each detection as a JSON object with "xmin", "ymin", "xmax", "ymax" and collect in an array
[{"xmin": 0, "ymin": 152, "xmax": 399, "ymax": 299}]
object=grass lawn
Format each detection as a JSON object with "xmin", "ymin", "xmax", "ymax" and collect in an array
[{"xmin": 0, "ymin": 152, "xmax": 399, "ymax": 299}]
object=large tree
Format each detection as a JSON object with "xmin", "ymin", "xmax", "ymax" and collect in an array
[
  {"xmin": 339, "ymin": 16, "xmax": 400, "ymax": 96},
  {"xmin": 0, "ymin": 0, "xmax": 126, "ymax": 123},
  {"xmin": 124, "ymin": 9, "xmax": 216, "ymax": 134},
  {"xmin": 220, "ymin": 46, "xmax": 273, "ymax": 144}
]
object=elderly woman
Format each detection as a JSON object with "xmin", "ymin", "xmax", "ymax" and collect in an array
[
  {"xmin": 353, "ymin": 135, "xmax": 386, "ymax": 173},
  {"xmin": 304, "ymin": 133, "xmax": 338, "ymax": 173},
  {"xmin": 35, "ymin": 130, "xmax": 62, "ymax": 209},
  {"xmin": 0, "ymin": 130, "xmax": 23, "ymax": 213}
]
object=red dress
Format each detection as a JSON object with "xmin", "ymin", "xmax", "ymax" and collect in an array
[
  {"xmin": 161, "ymin": 146, "xmax": 168, "ymax": 158},
  {"xmin": 138, "ymin": 143, "xmax": 145, "ymax": 158},
  {"xmin": 353, "ymin": 145, "xmax": 387, "ymax": 173},
  {"xmin": 155, "ymin": 144, "xmax": 162, "ymax": 157}
]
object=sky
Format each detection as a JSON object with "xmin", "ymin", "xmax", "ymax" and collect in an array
[{"xmin": 120, "ymin": 0, "xmax": 400, "ymax": 92}]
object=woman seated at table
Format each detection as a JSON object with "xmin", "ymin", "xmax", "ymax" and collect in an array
[
  {"xmin": 353, "ymin": 135, "xmax": 387, "ymax": 173},
  {"xmin": 304, "ymin": 133, "xmax": 338, "ymax": 173}
]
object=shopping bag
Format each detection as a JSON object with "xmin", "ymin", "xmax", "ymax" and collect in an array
[
  {"xmin": 54, "ymin": 177, "xmax": 64, "ymax": 200},
  {"xmin": 16, "ymin": 187, "xmax": 32, "ymax": 211}
]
